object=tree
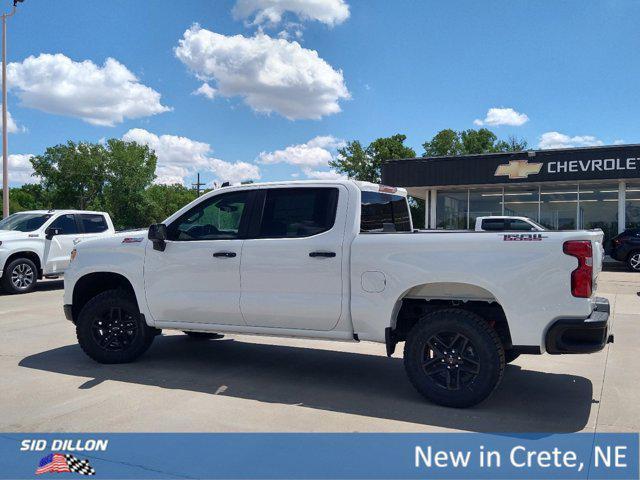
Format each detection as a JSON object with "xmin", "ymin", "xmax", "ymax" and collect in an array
[
  {"xmin": 102, "ymin": 139, "xmax": 157, "ymax": 229},
  {"xmin": 422, "ymin": 129, "xmax": 462, "ymax": 157},
  {"xmin": 29, "ymin": 139, "xmax": 158, "ymax": 229},
  {"xmin": 144, "ymin": 184, "xmax": 197, "ymax": 224},
  {"xmin": 330, "ymin": 134, "xmax": 416, "ymax": 184},
  {"xmin": 422, "ymin": 129, "xmax": 528, "ymax": 156},
  {"xmin": 30, "ymin": 141, "xmax": 108, "ymax": 210},
  {"xmin": 496, "ymin": 135, "xmax": 528, "ymax": 152},
  {"xmin": 0, "ymin": 184, "xmax": 48, "ymax": 214}
]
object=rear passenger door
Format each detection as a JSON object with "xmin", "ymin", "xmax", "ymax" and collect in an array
[
  {"xmin": 240, "ymin": 186, "xmax": 347, "ymax": 331},
  {"xmin": 75, "ymin": 214, "xmax": 111, "ymax": 243}
]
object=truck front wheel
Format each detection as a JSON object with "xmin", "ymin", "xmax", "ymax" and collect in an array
[
  {"xmin": 76, "ymin": 290, "xmax": 155, "ymax": 364},
  {"xmin": 2, "ymin": 257, "xmax": 37, "ymax": 294},
  {"xmin": 403, "ymin": 308, "xmax": 505, "ymax": 408}
]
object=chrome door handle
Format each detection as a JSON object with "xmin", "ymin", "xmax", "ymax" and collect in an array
[{"xmin": 213, "ymin": 251, "xmax": 237, "ymax": 258}]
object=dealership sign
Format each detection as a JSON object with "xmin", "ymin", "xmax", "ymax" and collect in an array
[
  {"xmin": 381, "ymin": 145, "xmax": 640, "ymax": 187},
  {"xmin": 495, "ymin": 156, "xmax": 639, "ymax": 180}
]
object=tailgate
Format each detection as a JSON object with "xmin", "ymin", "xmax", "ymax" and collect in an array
[{"xmin": 590, "ymin": 230, "xmax": 604, "ymax": 279}]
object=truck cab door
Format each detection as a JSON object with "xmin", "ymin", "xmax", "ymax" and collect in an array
[
  {"xmin": 240, "ymin": 186, "xmax": 347, "ymax": 331},
  {"xmin": 144, "ymin": 190, "xmax": 252, "ymax": 326},
  {"xmin": 43, "ymin": 214, "xmax": 80, "ymax": 274}
]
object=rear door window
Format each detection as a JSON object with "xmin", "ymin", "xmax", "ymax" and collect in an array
[
  {"xmin": 508, "ymin": 219, "xmax": 535, "ymax": 231},
  {"xmin": 361, "ymin": 191, "xmax": 411, "ymax": 232},
  {"xmin": 258, "ymin": 188, "xmax": 338, "ymax": 238},
  {"xmin": 480, "ymin": 219, "xmax": 506, "ymax": 231},
  {"xmin": 79, "ymin": 214, "xmax": 109, "ymax": 233}
]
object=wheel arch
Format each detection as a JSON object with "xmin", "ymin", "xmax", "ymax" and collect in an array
[
  {"xmin": 72, "ymin": 271, "xmax": 137, "ymax": 323},
  {"xmin": 388, "ymin": 281, "xmax": 513, "ymax": 353},
  {"xmin": 3, "ymin": 250, "xmax": 43, "ymax": 277}
]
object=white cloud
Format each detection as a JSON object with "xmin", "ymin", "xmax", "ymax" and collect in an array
[
  {"xmin": 193, "ymin": 82, "xmax": 217, "ymax": 100},
  {"xmin": 474, "ymin": 107, "xmax": 529, "ymax": 127},
  {"xmin": 257, "ymin": 135, "xmax": 344, "ymax": 167},
  {"xmin": 7, "ymin": 54, "xmax": 171, "ymax": 126},
  {"xmin": 613, "ymin": 139, "xmax": 625, "ymax": 145},
  {"xmin": 232, "ymin": 0, "xmax": 350, "ymax": 28},
  {"xmin": 174, "ymin": 25, "xmax": 350, "ymax": 120},
  {"xmin": 122, "ymin": 128, "xmax": 260, "ymax": 185},
  {"xmin": 303, "ymin": 168, "xmax": 346, "ymax": 180},
  {"xmin": 538, "ymin": 131, "xmax": 604, "ymax": 150},
  {"xmin": 0, "ymin": 107, "xmax": 21, "ymax": 134},
  {"xmin": 0, "ymin": 153, "xmax": 35, "ymax": 185}
]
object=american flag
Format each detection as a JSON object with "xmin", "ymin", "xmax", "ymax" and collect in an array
[
  {"xmin": 35, "ymin": 453, "xmax": 96, "ymax": 476},
  {"xmin": 35, "ymin": 454, "xmax": 70, "ymax": 475}
]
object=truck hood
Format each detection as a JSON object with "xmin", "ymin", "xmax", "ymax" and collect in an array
[
  {"xmin": 75, "ymin": 229, "xmax": 148, "ymax": 252},
  {"xmin": 0, "ymin": 230, "xmax": 37, "ymax": 242}
]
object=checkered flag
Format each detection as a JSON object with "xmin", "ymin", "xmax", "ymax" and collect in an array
[{"xmin": 65, "ymin": 454, "xmax": 96, "ymax": 476}]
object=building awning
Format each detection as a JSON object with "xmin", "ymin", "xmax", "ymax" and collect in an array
[{"xmin": 381, "ymin": 144, "xmax": 640, "ymax": 189}]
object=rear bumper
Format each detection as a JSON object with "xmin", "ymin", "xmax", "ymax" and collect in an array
[{"xmin": 545, "ymin": 297, "xmax": 613, "ymax": 354}]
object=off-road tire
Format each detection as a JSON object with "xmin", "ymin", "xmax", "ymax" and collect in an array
[
  {"xmin": 504, "ymin": 350, "xmax": 520, "ymax": 364},
  {"xmin": 183, "ymin": 331, "xmax": 224, "ymax": 340},
  {"xmin": 1, "ymin": 257, "xmax": 38, "ymax": 294},
  {"xmin": 403, "ymin": 308, "xmax": 505, "ymax": 408},
  {"xmin": 76, "ymin": 289, "xmax": 155, "ymax": 364}
]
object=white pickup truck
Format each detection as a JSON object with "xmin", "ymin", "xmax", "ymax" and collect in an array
[
  {"xmin": 0, "ymin": 210, "xmax": 114, "ymax": 294},
  {"xmin": 63, "ymin": 181, "xmax": 612, "ymax": 407}
]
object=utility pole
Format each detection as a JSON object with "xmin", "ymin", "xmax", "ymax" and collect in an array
[
  {"xmin": 191, "ymin": 172, "xmax": 205, "ymax": 197},
  {"xmin": 2, "ymin": 0, "xmax": 24, "ymax": 218}
]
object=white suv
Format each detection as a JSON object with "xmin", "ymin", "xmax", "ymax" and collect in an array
[{"xmin": 0, "ymin": 210, "xmax": 114, "ymax": 294}]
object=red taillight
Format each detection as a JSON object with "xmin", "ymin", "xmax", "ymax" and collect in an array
[{"xmin": 563, "ymin": 240, "xmax": 593, "ymax": 298}]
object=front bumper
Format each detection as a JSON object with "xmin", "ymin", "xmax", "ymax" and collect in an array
[{"xmin": 545, "ymin": 297, "xmax": 613, "ymax": 354}]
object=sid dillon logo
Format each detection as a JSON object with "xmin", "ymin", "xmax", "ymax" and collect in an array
[{"xmin": 495, "ymin": 159, "xmax": 543, "ymax": 179}]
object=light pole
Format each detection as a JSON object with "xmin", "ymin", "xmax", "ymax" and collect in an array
[{"xmin": 2, "ymin": 0, "xmax": 23, "ymax": 218}]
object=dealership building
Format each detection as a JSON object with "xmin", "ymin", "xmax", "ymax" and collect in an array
[{"xmin": 381, "ymin": 144, "xmax": 640, "ymax": 242}]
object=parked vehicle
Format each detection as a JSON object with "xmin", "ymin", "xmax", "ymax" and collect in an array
[
  {"xmin": 475, "ymin": 216, "xmax": 546, "ymax": 232},
  {"xmin": 608, "ymin": 229, "xmax": 640, "ymax": 271},
  {"xmin": 0, "ymin": 210, "xmax": 115, "ymax": 294},
  {"xmin": 63, "ymin": 181, "xmax": 611, "ymax": 408}
]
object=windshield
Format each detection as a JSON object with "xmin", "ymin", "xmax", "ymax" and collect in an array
[{"xmin": 0, "ymin": 213, "xmax": 52, "ymax": 232}]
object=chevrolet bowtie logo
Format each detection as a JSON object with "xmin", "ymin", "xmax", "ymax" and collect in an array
[{"xmin": 495, "ymin": 159, "xmax": 543, "ymax": 179}]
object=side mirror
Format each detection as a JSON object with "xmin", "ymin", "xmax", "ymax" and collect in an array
[
  {"xmin": 148, "ymin": 224, "xmax": 167, "ymax": 252},
  {"xmin": 45, "ymin": 227, "xmax": 62, "ymax": 240}
]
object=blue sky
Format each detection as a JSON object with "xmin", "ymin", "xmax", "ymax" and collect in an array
[{"xmin": 3, "ymin": 0, "xmax": 640, "ymax": 186}]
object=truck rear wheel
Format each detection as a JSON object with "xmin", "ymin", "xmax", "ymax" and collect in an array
[
  {"xmin": 2, "ymin": 257, "xmax": 38, "ymax": 294},
  {"xmin": 76, "ymin": 290, "xmax": 155, "ymax": 364},
  {"xmin": 403, "ymin": 308, "xmax": 505, "ymax": 408}
]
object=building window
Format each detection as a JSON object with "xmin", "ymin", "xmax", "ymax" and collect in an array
[
  {"xmin": 469, "ymin": 189, "xmax": 503, "ymax": 229},
  {"xmin": 436, "ymin": 191, "xmax": 467, "ymax": 229},
  {"xmin": 539, "ymin": 185, "xmax": 578, "ymax": 230},
  {"xmin": 578, "ymin": 183, "xmax": 619, "ymax": 242},
  {"xmin": 626, "ymin": 182, "xmax": 640, "ymax": 230},
  {"xmin": 503, "ymin": 186, "xmax": 540, "ymax": 221}
]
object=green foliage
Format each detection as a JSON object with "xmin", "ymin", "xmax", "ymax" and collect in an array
[
  {"xmin": 28, "ymin": 139, "xmax": 160, "ymax": 229},
  {"xmin": 102, "ymin": 139, "xmax": 157, "ymax": 229},
  {"xmin": 144, "ymin": 184, "xmax": 198, "ymax": 224},
  {"xmin": 0, "ymin": 184, "xmax": 48, "ymax": 214},
  {"xmin": 422, "ymin": 129, "xmax": 462, "ymax": 157},
  {"xmin": 330, "ymin": 134, "xmax": 416, "ymax": 184},
  {"xmin": 422, "ymin": 129, "xmax": 528, "ymax": 156},
  {"xmin": 31, "ymin": 141, "xmax": 108, "ymax": 211}
]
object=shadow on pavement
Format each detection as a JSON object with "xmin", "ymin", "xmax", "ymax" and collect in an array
[
  {"xmin": 19, "ymin": 336, "xmax": 593, "ymax": 433},
  {"xmin": 0, "ymin": 279, "xmax": 63, "ymax": 296}
]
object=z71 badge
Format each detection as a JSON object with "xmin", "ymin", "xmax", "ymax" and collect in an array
[{"xmin": 503, "ymin": 233, "xmax": 548, "ymax": 241}]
